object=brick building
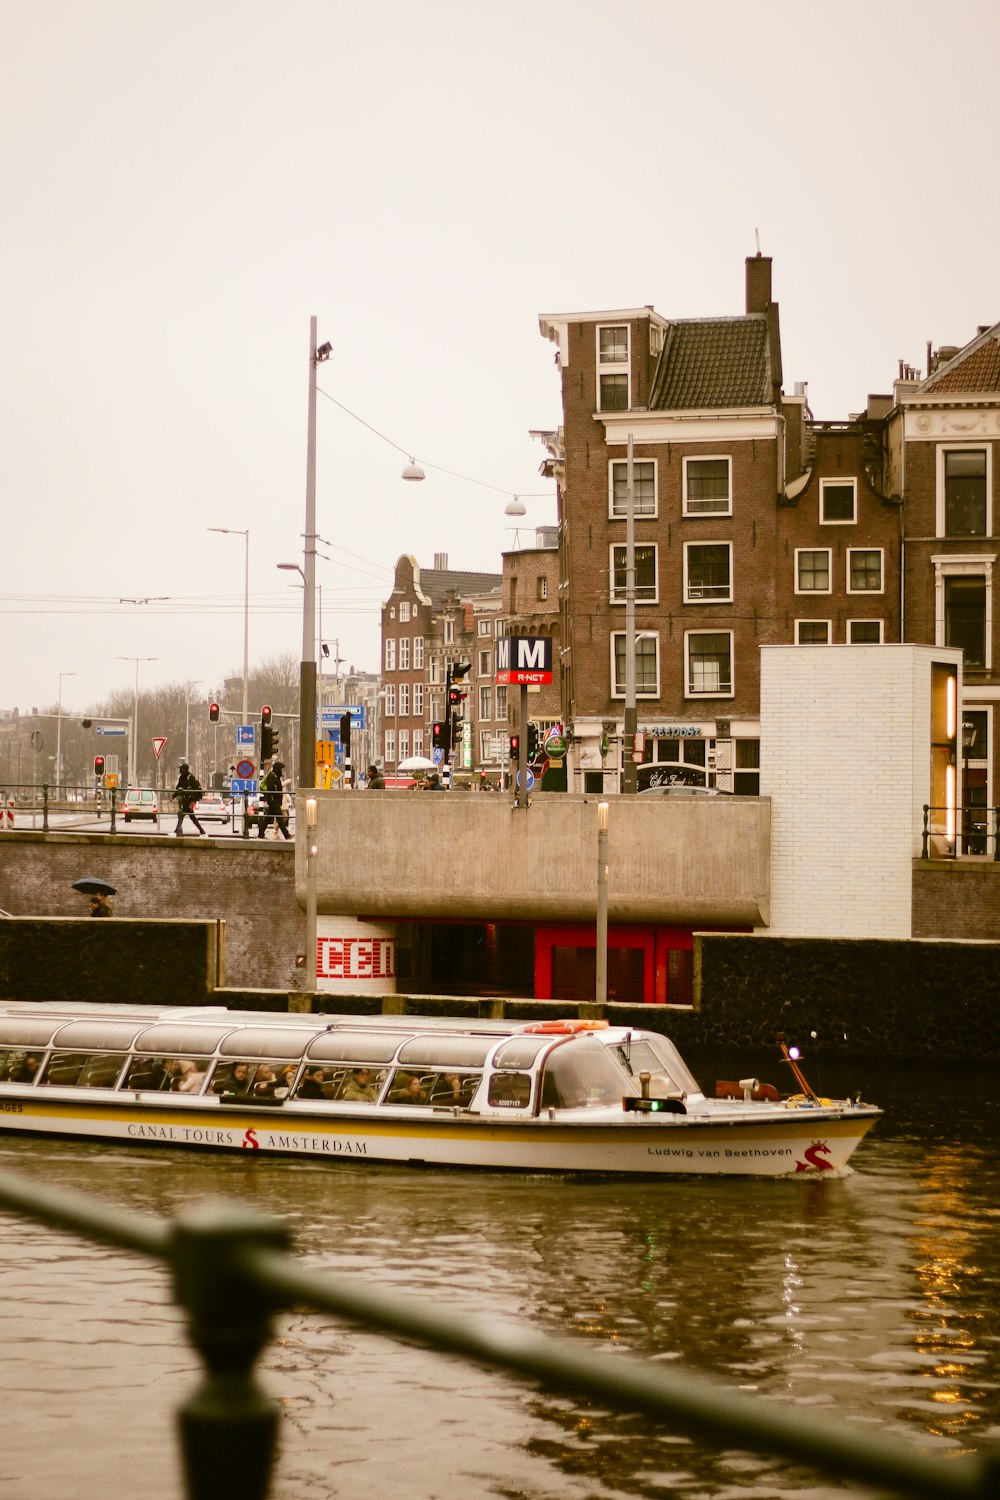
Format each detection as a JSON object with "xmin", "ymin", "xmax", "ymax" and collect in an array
[{"xmin": 380, "ymin": 554, "xmax": 501, "ymax": 778}]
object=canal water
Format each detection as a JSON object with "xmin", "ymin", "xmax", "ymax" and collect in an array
[{"xmin": 0, "ymin": 1052, "xmax": 998, "ymax": 1500}]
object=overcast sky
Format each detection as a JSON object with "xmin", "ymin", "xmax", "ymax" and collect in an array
[{"xmin": 4, "ymin": 0, "xmax": 998, "ymax": 718}]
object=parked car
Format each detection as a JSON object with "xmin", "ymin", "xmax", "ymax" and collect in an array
[
  {"xmin": 122, "ymin": 787, "xmax": 158, "ymax": 822},
  {"xmin": 242, "ymin": 790, "xmax": 294, "ymax": 831},
  {"xmin": 192, "ymin": 792, "xmax": 230, "ymax": 824}
]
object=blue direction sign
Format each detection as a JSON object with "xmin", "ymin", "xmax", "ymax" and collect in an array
[
  {"xmin": 95, "ymin": 725, "xmax": 127, "ymax": 737},
  {"xmin": 515, "ymin": 769, "xmax": 535, "ymax": 791},
  {"xmin": 237, "ymin": 724, "xmax": 255, "ymax": 746},
  {"xmin": 230, "ymin": 777, "xmax": 258, "ymax": 795}
]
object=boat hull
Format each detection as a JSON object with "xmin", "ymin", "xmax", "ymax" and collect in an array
[{"xmin": 0, "ymin": 1092, "xmax": 878, "ymax": 1176}]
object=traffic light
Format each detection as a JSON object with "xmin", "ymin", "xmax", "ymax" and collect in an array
[
  {"xmin": 432, "ymin": 720, "xmax": 450, "ymax": 751},
  {"xmin": 447, "ymin": 661, "xmax": 471, "ymax": 709},
  {"xmin": 339, "ymin": 712, "xmax": 351, "ymax": 750},
  {"xmin": 527, "ymin": 722, "xmax": 539, "ymax": 759},
  {"xmin": 261, "ymin": 724, "xmax": 274, "ymax": 760},
  {"xmin": 509, "ymin": 734, "xmax": 520, "ymax": 758},
  {"xmin": 209, "ymin": 702, "xmax": 220, "ymax": 723},
  {"xmin": 261, "ymin": 705, "xmax": 272, "ymax": 726},
  {"xmin": 94, "ymin": 755, "xmax": 105, "ymax": 777}
]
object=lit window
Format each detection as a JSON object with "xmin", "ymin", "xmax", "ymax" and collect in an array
[
  {"xmin": 684, "ymin": 543, "xmax": 732, "ymax": 602},
  {"xmin": 685, "ymin": 632, "xmax": 733, "ymax": 697},
  {"xmin": 820, "ymin": 479, "xmax": 857, "ymax": 524},
  {"xmin": 796, "ymin": 549, "xmax": 831, "ymax": 593},
  {"xmin": 847, "ymin": 549, "xmax": 883, "ymax": 593},
  {"xmin": 683, "ymin": 458, "xmax": 731, "ymax": 516},
  {"xmin": 610, "ymin": 460, "xmax": 656, "ymax": 518},
  {"xmin": 795, "ymin": 620, "xmax": 830, "ymax": 644},
  {"xmin": 611, "ymin": 633, "xmax": 659, "ymax": 697},
  {"xmin": 610, "ymin": 544, "xmax": 658, "ymax": 603}
]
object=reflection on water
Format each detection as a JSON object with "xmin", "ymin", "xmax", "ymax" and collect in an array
[{"xmin": 0, "ymin": 1058, "xmax": 998, "ymax": 1499}]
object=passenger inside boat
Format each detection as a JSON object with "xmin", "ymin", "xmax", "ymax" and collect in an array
[
  {"xmin": 340, "ymin": 1067, "xmax": 380, "ymax": 1102},
  {"xmin": 295, "ymin": 1065, "xmax": 328, "ymax": 1100},
  {"xmin": 388, "ymin": 1072, "xmax": 429, "ymax": 1105}
]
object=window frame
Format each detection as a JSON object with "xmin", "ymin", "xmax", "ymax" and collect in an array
[
  {"xmin": 609, "ymin": 542, "xmax": 659, "ymax": 605},
  {"xmin": 937, "ymin": 444, "xmax": 991, "ymax": 538},
  {"xmin": 795, "ymin": 547, "xmax": 832, "ymax": 595},
  {"xmin": 384, "ymin": 638, "xmax": 397, "ymax": 671},
  {"xmin": 933, "ymin": 554, "xmax": 994, "ymax": 670},
  {"xmin": 596, "ymin": 324, "xmax": 630, "ymax": 412},
  {"xmin": 683, "ymin": 541, "xmax": 733, "ymax": 604},
  {"xmin": 413, "ymin": 637, "xmax": 425, "ymax": 670},
  {"xmin": 794, "ymin": 619, "xmax": 831, "ymax": 645},
  {"xmin": 610, "ymin": 631, "xmax": 660, "ymax": 699},
  {"xmin": 820, "ymin": 477, "xmax": 857, "ymax": 525},
  {"xmin": 848, "ymin": 619, "xmax": 884, "ymax": 644},
  {"xmin": 682, "ymin": 456, "xmax": 732, "ymax": 517},
  {"xmin": 399, "ymin": 637, "xmax": 410, "ymax": 671},
  {"xmin": 684, "ymin": 630, "xmax": 734, "ymax": 700},
  {"xmin": 609, "ymin": 458, "xmax": 657, "ymax": 519},
  {"xmin": 846, "ymin": 547, "xmax": 884, "ymax": 595}
]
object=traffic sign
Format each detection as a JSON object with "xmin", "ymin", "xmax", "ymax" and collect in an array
[
  {"xmin": 237, "ymin": 725, "xmax": 255, "ymax": 746},
  {"xmin": 515, "ymin": 769, "xmax": 535, "ymax": 791},
  {"xmin": 432, "ymin": 747, "xmax": 444, "ymax": 765},
  {"xmin": 236, "ymin": 758, "xmax": 256, "ymax": 780},
  {"xmin": 96, "ymin": 725, "xmax": 126, "ymax": 737},
  {"xmin": 230, "ymin": 777, "xmax": 258, "ymax": 795},
  {"xmin": 151, "ymin": 736, "xmax": 167, "ymax": 760}
]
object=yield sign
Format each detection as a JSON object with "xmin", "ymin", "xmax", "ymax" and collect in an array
[{"xmin": 151, "ymin": 736, "xmax": 168, "ymax": 761}]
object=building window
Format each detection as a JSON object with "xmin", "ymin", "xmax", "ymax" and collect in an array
[
  {"xmin": 610, "ymin": 543, "xmax": 658, "ymax": 603},
  {"xmin": 384, "ymin": 729, "xmax": 396, "ymax": 763},
  {"xmin": 412, "ymin": 730, "xmax": 424, "ymax": 756},
  {"xmin": 509, "ymin": 578, "xmax": 518, "ymax": 613},
  {"xmin": 683, "ymin": 457, "xmax": 731, "ymax": 516},
  {"xmin": 795, "ymin": 549, "xmax": 831, "ymax": 593},
  {"xmin": 795, "ymin": 620, "xmax": 830, "ymax": 644},
  {"xmin": 611, "ymin": 632, "xmax": 659, "ymax": 697},
  {"xmin": 946, "ymin": 576, "xmax": 987, "ymax": 667},
  {"xmin": 414, "ymin": 683, "xmax": 424, "ymax": 716},
  {"xmin": 413, "ymin": 637, "xmax": 425, "ymax": 670},
  {"xmin": 398, "ymin": 730, "xmax": 409, "ymax": 762},
  {"xmin": 428, "ymin": 657, "xmax": 439, "ymax": 685},
  {"xmin": 537, "ymin": 576, "xmax": 548, "ymax": 601},
  {"xmin": 610, "ymin": 460, "xmax": 657, "ymax": 518},
  {"xmin": 399, "ymin": 601, "xmax": 410, "ymax": 623},
  {"xmin": 478, "ymin": 619, "xmax": 491, "ymax": 636},
  {"xmin": 399, "ymin": 638, "xmax": 410, "ymax": 670},
  {"xmin": 848, "ymin": 619, "xmax": 883, "ymax": 644},
  {"xmin": 478, "ymin": 649, "xmax": 491, "ymax": 676},
  {"xmin": 384, "ymin": 638, "xmax": 396, "ymax": 671},
  {"xmin": 444, "ymin": 617, "xmax": 455, "ymax": 645},
  {"xmin": 479, "ymin": 686, "xmax": 492, "ymax": 720},
  {"xmin": 597, "ymin": 324, "xmax": 629, "ymax": 411},
  {"xmin": 383, "ymin": 685, "xmax": 395, "ymax": 717},
  {"xmin": 941, "ymin": 448, "xmax": 988, "ymax": 536},
  {"xmin": 496, "ymin": 686, "xmax": 508, "ymax": 719},
  {"xmin": 734, "ymin": 738, "xmax": 760, "ymax": 796},
  {"xmin": 399, "ymin": 684, "xmax": 409, "ymax": 717},
  {"xmin": 684, "ymin": 542, "xmax": 732, "ymax": 603},
  {"xmin": 495, "ymin": 618, "xmax": 505, "ymax": 637},
  {"xmin": 685, "ymin": 631, "xmax": 733, "ymax": 697},
  {"xmin": 847, "ymin": 548, "xmax": 883, "ymax": 593},
  {"xmin": 820, "ymin": 479, "xmax": 857, "ymax": 524}
]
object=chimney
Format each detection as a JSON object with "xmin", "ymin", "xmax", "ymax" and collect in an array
[
  {"xmin": 433, "ymin": 552, "xmax": 448, "ymax": 570},
  {"xmin": 746, "ymin": 254, "xmax": 772, "ymax": 315}
]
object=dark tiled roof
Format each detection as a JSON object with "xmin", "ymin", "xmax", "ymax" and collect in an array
[
  {"xmin": 418, "ymin": 569, "xmax": 501, "ymax": 609},
  {"xmin": 649, "ymin": 317, "xmax": 771, "ymax": 409},
  {"xmin": 920, "ymin": 325, "xmax": 1000, "ymax": 394}
]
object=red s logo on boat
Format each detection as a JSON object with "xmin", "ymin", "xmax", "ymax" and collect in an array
[
  {"xmin": 242, "ymin": 1128, "xmax": 259, "ymax": 1150},
  {"xmin": 795, "ymin": 1140, "xmax": 833, "ymax": 1172}
]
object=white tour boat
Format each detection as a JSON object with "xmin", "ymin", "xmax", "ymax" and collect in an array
[{"xmin": 0, "ymin": 1003, "xmax": 881, "ymax": 1176}]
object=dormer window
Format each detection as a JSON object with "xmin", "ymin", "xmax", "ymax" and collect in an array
[{"xmin": 597, "ymin": 325, "xmax": 629, "ymax": 411}]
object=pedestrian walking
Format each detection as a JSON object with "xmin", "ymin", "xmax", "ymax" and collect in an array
[
  {"xmin": 366, "ymin": 764, "xmax": 385, "ymax": 789},
  {"xmin": 258, "ymin": 760, "xmax": 290, "ymax": 840},
  {"xmin": 174, "ymin": 760, "xmax": 205, "ymax": 836}
]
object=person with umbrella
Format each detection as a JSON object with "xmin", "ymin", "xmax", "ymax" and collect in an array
[{"xmin": 72, "ymin": 877, "xmax": 116, "ymax": 917}]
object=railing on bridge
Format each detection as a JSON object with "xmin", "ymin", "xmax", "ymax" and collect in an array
[
  {"xmin": 0, "ymin": 1168, "xmax": 995, "ymax": 1500},
  {"xmin": 921, "ymin": 804, "xmax": 1000, "ymax": 860}
]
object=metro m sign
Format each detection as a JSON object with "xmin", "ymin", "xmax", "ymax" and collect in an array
[{"xmin": 495, "ymin": 635, "xmax": 553, "ymax": 685}]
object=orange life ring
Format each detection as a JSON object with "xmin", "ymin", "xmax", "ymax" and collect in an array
[{"xmin": 521, "ymin": 1019, "xmax": 610, "ymax": 1035}]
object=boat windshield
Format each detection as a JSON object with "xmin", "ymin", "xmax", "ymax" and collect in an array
[
  {"xmin": 539, "ymin": 1038, "xmax": 637, "ymax": 1110},
  {"xmin": 610, "ymin": 1034, "xmax": 701, "ymax": 1097}
]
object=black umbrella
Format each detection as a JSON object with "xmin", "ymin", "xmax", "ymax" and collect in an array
[{"xmin": 71, "ymin": 877, "xmax": 117, "ymax": 897}]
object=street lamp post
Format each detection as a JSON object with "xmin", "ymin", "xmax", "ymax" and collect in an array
[
  {"xmin": 118, "ymin": 657, "xmax": 157, "ymax": 787},
  {"xmin": 55, "ymin": 671, "xmax": 76, "ymax": 797},
  {"xmin": 622, "ymin": 432, "xmax": 638, "ymax": 795},
  {"xmin": 208, "ymin": 527, "xmax": 250, "ymax": 728}
]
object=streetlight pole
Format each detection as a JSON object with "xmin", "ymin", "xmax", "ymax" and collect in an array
[
  {"xmin": 118, "ymin": 657, "xmax": 157, "ymax": 787},
  {"xmin": 622, "ymin": 432, "xmax": 638, "ymax": 794},
  {"xmin": 56, "ymin": 671, "xmax": 76, "ymax": 797},
  {"xmin": 297, "ymin": 317, "xmax": 330, "ymax": 791},
  {"xmin": 208, "ymin": 527, "xmax": 250, "ymax": 727}
]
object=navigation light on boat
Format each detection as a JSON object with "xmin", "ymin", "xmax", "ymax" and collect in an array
[{"xmin": 623, "ymin": 1097, "xmax": 686, "ymax": 1114}]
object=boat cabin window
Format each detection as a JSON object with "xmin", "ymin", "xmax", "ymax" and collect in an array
[
  {"xmin": 383, "ymin": 1069, "xmax": 480, "ymax": 1108},
  {"xmin": 492, "ymin": 1037, "xmax": 554, "ymax": 1070},
  {"xmin": 210, "ymin": 1058, "xmax": 297, "ymax": 1099},
  {"xmin": 293, "ymin": 1065, "xmax": 389, "ymax": 1102},
  {"xmin": 134, "ymin": 1024, "xmax": 236, "ymax": 1055},
  {"xmin": 47, "ymin": 1021, "xmax": 146, "ymax": 1051},
  {"xmin": 396, "ymin": 1037, "xmax": 494, "ymax": 1068},
  {"xmin": 0, "ymin": 1049, "xmax": 44, "ymax": 1084},
  {"xmin": 0, "ymin": 1018, "xmax": 63, "ymax": 1050},
  {"xmin": 539, "ymin": 1039, "xmax": 633, "ymax": 1110},
  {"xmin": 487, "ymin": 1072, "xmax": 532, "ymax": 1108},
  {"xmin": 41, "ymin": 1051, "xmax": 129, "ymax": 1088},
  {"xmin": 611, "ymin": 1035, "xmax": 700, "ymax": 1097},
  {"xmin": 306, "ymin": 1032, "xmax": 403, "ymax": 1064},
  {"xmin": 126, "ymin": 1055, "xmax": 214, "ymax": 1091}
]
